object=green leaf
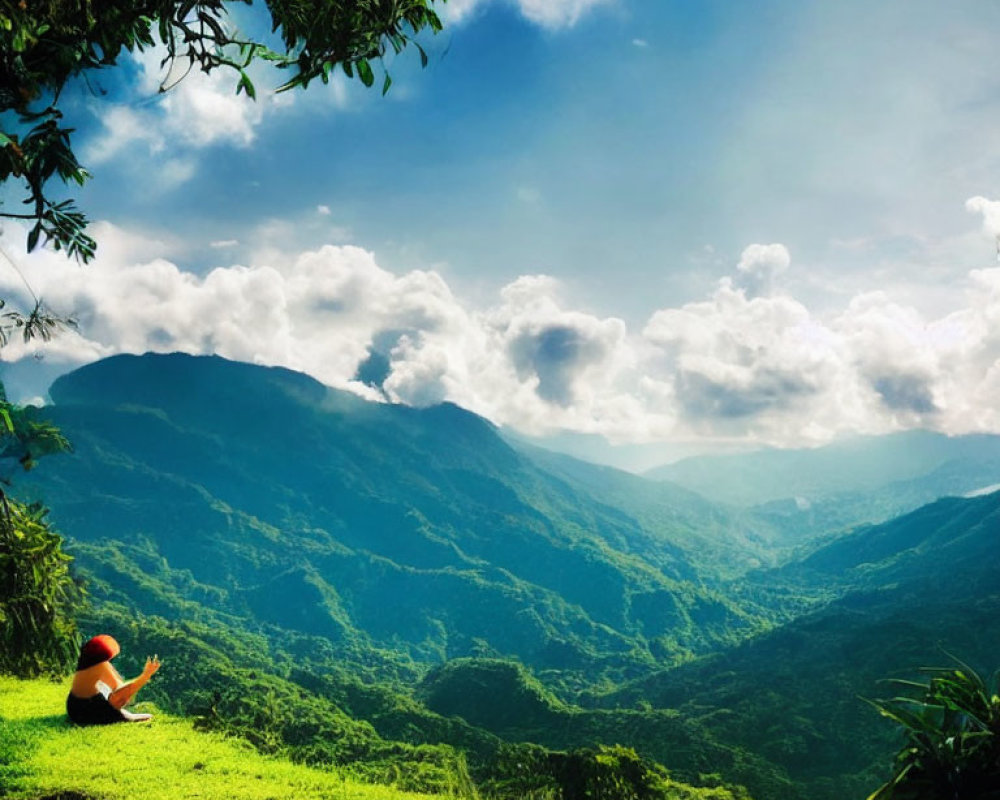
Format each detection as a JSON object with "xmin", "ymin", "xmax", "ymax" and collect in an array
[
  {"xmin": 357, "ymin": 59, "xmax": 374, "ymax": 87},
  {"xmin": 237, "ymin": 71, "xmax": 257, "ymax": 100},
  {"xmin": 382, "ymin": 72, "xmax": 392, "ymax": 96}
]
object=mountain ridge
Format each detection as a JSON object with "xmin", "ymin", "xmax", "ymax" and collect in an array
[{"xmin": 24, "ymin": 352, "xmax": 767, "ymax": 682}]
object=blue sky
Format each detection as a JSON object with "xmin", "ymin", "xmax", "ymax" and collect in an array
[{"xmin": 4, "ymin": 0, "xmax": 1000, "ymax": 468}]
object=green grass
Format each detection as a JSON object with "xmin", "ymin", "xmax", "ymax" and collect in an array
[{"xmin": 0, "ymin": 676, "xmax": 439, "ymax": 800}]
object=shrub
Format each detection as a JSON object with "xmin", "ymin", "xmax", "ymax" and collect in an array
[
  {"xmin": 0, "ymin": 497, "xmax": 82, "ymax": 677},
  {"xmin": 867, "ymin": 659, "xmax": 1000, "ymax": 799}
]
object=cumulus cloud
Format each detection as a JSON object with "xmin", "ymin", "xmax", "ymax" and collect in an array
[
  {"xmin": 833, "ymin": 293, "xmax": 942, "ymax": 421},
  {"xmin": 643, "ymin": 273, "xmax": 850, "ymax": 440},
  {"xmin": 80, "ymin": 45, "xmax": 310, "ymax": 190},
  {"xmin": 966, "ymin": 195, "xmax": 1000, "ymax": 239},
  {"xmin": 85, "ymin": 51, "xmax": 266, "ymax": 167},
  {"xmin": 382, "ymin": 274, "xmax": 640, "ymax": 435},
  {"xmin": 639, "ymin": 227, "xmax": 1000, "ymax": 443},
  {"xmin": 7, "ymin": 200, "xmax": 1000, "ymax": 448},
  {"xmin": 734, "ymin": 243, "xmax": 790, "ymax": 298}
]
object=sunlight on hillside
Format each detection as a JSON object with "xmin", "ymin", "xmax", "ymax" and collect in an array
[{"xmin": 0, "ymin": 677, "xmax": 433, "ymax": 800}]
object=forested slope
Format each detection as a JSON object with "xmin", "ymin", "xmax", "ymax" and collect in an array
[
  {"xmin": 21, "ymin": 353, "xmax": 769, "ymax": 683},
  {"xmin": 595, "ymin": 491, "xmax": 1000, "ymax": 800},
  {"xmin": 9, "ymin": 353, "xmax": 1000, "ymax": 800}
]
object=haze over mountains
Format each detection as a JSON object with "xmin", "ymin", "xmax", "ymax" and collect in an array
[
  {"xmin": 11, "ymin": 352, "xmax": 1000, "ymax": 800},
  {"xmin": 646, "ymin": 430, "xmax": 1000, "ymax": 507}
]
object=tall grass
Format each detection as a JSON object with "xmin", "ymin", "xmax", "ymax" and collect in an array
[{"xmin": 0, "ymin": 676, "xmax": 436, "ymax": 800}]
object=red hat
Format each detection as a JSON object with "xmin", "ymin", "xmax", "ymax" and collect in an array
[{"xmin": 76, "ymin": 635, "xmax": 120, "ymax": 670}]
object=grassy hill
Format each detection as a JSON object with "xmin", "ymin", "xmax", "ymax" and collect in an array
[
  {"xmin": 0, "ymin": 676, "xmax": 438, "ymax": 800},
  {"xmin": 0, "ymin": 675, "xmax": 753, "ymax": 800}
]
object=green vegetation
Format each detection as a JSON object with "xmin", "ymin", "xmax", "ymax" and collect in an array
[
  {"xmin": 0, "ymin": 499, "xmax": 82, "ymax": 677},
  {"xmin": 0, "ymin": 675, "xmax": 438, "ymax": 800},
  {"xmin": 598, "ymin": 492, "xmax": 1000, "ymax": 800},
  {"xmin": 18, "ymin": 352, "xmax": 771, "ymax": 689},
  {"xmin": 0, "ymin": 0, "xmax": 444, "ymax": 263},
  {"xmin": 867, "ymin": 661, "xmax": 1000, "ymax": 800},
  {"xmin": 5, "ymin": 353, "xmax": 1000, "ymax": 799},
  {"xmin": 417, "ymin": 659, "xmax": 785, "ymax": 800},
  {"xmin": 0, "ymin": 389, "xmax": 80, "ymax": 677}
]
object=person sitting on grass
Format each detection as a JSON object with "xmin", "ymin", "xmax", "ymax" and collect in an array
[{"xmin": 67, "ymin": 634, "xmax": 161, "ymax": 725}]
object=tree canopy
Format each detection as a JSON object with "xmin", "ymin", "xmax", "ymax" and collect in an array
[{"xmin": 0, "ymin": 0, "xmax": 444, "ymax": 263}]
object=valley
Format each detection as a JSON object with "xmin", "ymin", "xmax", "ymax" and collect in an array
[{"xmin": 6, "ymin": 352, "xmax": 999, "ymax": 800}]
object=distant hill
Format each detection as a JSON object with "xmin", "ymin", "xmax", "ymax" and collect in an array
[
  {"xmin": 598, "ymin": 489, "xmax": 1000, "ymax": 800},
  {"xmin": 645, "ymin": 430, "xmax": 1000, "ymax": 508},
  {"xmin": 506, "ymin": 440, "xmax": 782, "ymax": 575},
  {"xmin": 20, "ymin": 353, "xmax": 766, "ymax": 684},
  {"xmin": 17, "ymin": 353, "xmax": 999, "ymax": 800}
]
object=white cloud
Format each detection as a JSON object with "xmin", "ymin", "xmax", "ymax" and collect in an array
[
  {"xmin": 440, "ymin": 0, "xmax": 612, "ymax": 28},
  {"xmin": 438, "ymin": 0, "xmax": 482, "ymax": 24},
  {"xmin": 81, "ymin": 46, "xmax": 304, "ymax": 190},
  {"xmin": 85, "ymin": 51, "xmax": 266, "ymax": 165},
  {"xmin": 734, "ymin": 243, "xmax": 790, "ymax": 298},
  {"xmin": 7, "ymin": 204, "xmax": 1000, "ymax": 448},
  {"xmin": 515, "ymin": 0, "xmax": 612, "ymax": 28},
  {"xmin": 966, "ymin": 196, "xmax": 1000, "ymax": 245},
  {"xmin": 643, "ymin": 267, "xmax": 854, "ymax": 442},
  {"xmin": 317, "ymin": 205, "xmax": 331, "ymax": 216}
]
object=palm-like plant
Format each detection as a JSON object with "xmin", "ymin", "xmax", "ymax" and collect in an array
[
  {"xmin": 867, "ymin": 659, "xmax": 1000, "ymax": 800},
  {"xmin": 0, "ymin": 496, "xmax": 83, "ymax": 676},
  {"xmin": 0, "ymin": 388, "xmax": 81, "ymax": 677}
]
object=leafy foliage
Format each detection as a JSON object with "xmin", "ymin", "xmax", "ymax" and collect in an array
[
  {"xmin": 597, "ymin": 489, "xmax": 1000, "ymax": 800},
  {"xmin": 0, "ymin": 0, "xmax": 444, "ymax": 260},
  {"xmin": 867, "ymin": 660, "xmax": 1000, "ymax": 800},
  {"xmin": 544, "ymin": 745, "xmax": 749, "ymax": 800},
  {"xmin": 0, "ymin": 496, "xmax": 82, "ymax": 676},
  {"xmin": 0, "ymin": 295, "xmax": 77, "ymax": 349},
  {"xmin": 0, "ymin": 385, "xmax": 79, "ymax": 678}
]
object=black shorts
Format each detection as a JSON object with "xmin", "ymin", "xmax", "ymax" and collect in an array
[{"xmin": 66, "ymin": 692, "xmax": 127, "ymax": 725}]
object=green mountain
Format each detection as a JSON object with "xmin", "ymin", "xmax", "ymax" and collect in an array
[
  {"xmin": 20, "ymin": 353, "xmax": 764, "ymax": 684},
  {"xmin": 14, "ymin": 352, "xmax": 1000, "ymax": 800},
  {"xmin": 595, "ymin": 490, "xmax": 1000, "ymax": 800},
  {"xmin": 506, "ymin": 442, "xmax": 782, "ymax": 575}
]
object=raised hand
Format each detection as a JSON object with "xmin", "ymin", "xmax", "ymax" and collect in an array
[{"xmin": 143, "ymin": 655, "xmax": 161, "ymax": 677}]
